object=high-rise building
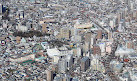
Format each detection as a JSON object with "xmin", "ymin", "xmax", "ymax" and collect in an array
[
  {"xmin": 99, "ymin": 42, "xmax": 106, "ymax": 53},
  {"xmin": 117, "ymin": 13, "xmax": 121, "ymax": 24},
  {"xmin": 81, "ymin": 57, "xmax": 90, "ymax": 72},
  {"xmin": 19, "ymin": 11, "xmax": 25, "ymax": 19},
  {"xmin": 118, "ymin": 21, "xmax": 125, "ymax": 32},
  {"xmin": 96, "ymin": 30, "xmax": 102, "ymax": 39},
  {"xmin": 109, "ymin": 17, "xmax": 118, "ymax": 29},
  {"xmin": 92, "ymin": 45, "xmax": 101, "ymax": 55},
  {"xmin": 58, "ymin": 58, "xmax": 67, "ymax": 73},
  {"xmin": 83, "ymin": 42, "xmax": 90, "ymax": 53},
  {"xmin": 90, "ymin": 35, "xmax": 96, "ymax": 48},
  {"xmin": 73, "ymin": 47, "xmax": 82, "ymax": 57},
  {"xmin": 85, "ymin": 32, "xmax": 92, "ymax": 42},
  {"xmin": 60, "ymin": 28, "xmax": 70, "ymax": 40},
  {"xmin": 46, "ymin": 69, "xmax": 53, "ymax": 81},
  {"xmin": 108, "ymin": 32, "xmax": 113, "ymax": 40},
  {"xmin": 106, "ymin": 42, "xmax": 112, "ymax": 54},
  {"xmin": 66, "ymin": 54, "xmax": 73, "ymax": 69},
  {"xmin": 133, "ymin": 10, "xmax": 137, "ymax": 20},
  {"xmin": 0, "ymin": 3, "xmax": 2, "ymax": 14}
]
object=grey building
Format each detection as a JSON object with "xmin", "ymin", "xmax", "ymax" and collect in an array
[
  {"xmin": 81, "ymin": 56, "xmax": 90, "ymax": 72},
  {"xmin": 58, "ymin": 58, "xmax": 67, "ymax": 73}
]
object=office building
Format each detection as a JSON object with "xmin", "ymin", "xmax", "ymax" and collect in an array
[
  {"xmin": 66, "ymin": 54, "xmax": 73, "ymax": 69},
  {"xmin": 0, "ymin": 3, "xmax": 2, "ymax": 14},
  {"xmin": 96, "ymin": 30, "xmax": 102, "ymax": 39},
  {"xmin": 42, "ymin": 23, "xmax": 48, "ymax": 33},
  {"xmin": 60, "ymin": 28, "xmax": 70, "ymax": 40},
  {"xmin": 92, "ymin": 45, "xmax": 101, "ymax": 55},
  {"xmin": 81, "ymin": 57, "xmax": 90, "ymax": 72},
  {"xmin": 46, "ymin": 69, "xmax": 53, "ymax": 81},
  {"xmin": 83, "ymin": 42, "xmax": 90, "ymax": 53},
  {"xmin": 85, "ymin": 32, "xmax": 92, "ymax": 42},
  {"xmin": 58, "ymin": 58, "xmax": 67, "ymax": 73}
]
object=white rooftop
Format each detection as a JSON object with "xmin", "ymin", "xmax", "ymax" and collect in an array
[{"xmin": 47, "ymin": 48, "xmax": 60, "ymax": 58}]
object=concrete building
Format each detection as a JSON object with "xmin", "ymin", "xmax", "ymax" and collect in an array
[
  {"xmin": 60, "ymin": 28, "xmax": 70, "ymax": 40},
  {"xmin": 62, "ymin": 74, "xmax": 71, "ymax": 81},
  {"xmin": 53, "ymin": 55, "xmax": 60, "ymax": 63},
  {"xmin": 92, "ymin": 45, "xmax": 101, "ymax": 55},
  {"xmin": 16, "ymin": 36, "xmax": 21, "ymax": 44},
  {"xmin": 81, "ymin": 57, "xmax": 90, "ymax": 72},
  {"xmin": 41, "ymin": 42, "xmax": 49, "ymax": 49},
  {"xmin": 73, "ymin": 47, "xmax": 81, "ymax": 57},
  {"xmin": 46, "ymin": 69, "xmax": 53, "ymax": 81},
  {"xmin": 90, "ymin": 35, "xmax": 96, "ymax": 48},
  {"xmin": 85, "ymin": 32, "xmax": 92, "ymax": 43},
  {"xmin": 98, "ymin": 42, "xmax": 106, "ymax": 56},
  {"xmin": 9, "ymin": 54, "xmax": 35, "ymax": 62},
  {"xmin": 74, "ymin": 23, "xmax": 93, "ymax": 29},
  {"xmin": 42, "ymin": 23, "xmax": 48, "ymax": 33},
  {"xmin": 110, "ymin": 61, "xmax": 123, "ymax": 73},
  {"xmin": 58, "ymin": 58, "xmax": 67, "ymax": 73},
  {"xmin": 47, "ymin": 48, "xmax": 60, "ymax": 58},
  {"xmin": 83, "ymin": 42, "xmax": 90, "ymax": 53},
  {"xmin": 0, "ymin": 3, "xmax": 2, "ymax": 14},
  {"xmin": 54, "ymin": 76, "xmax": 63, "ymax": 81},
  {"xmin": 91, "ymin": 55, "xmax": 105, "ymax": 73},
  {"xmin": 66, "ymin": 54, "xmax": 73, "ymax": 69},
  {"xmin": 126, "ymin": 41, "xmax": 134, "ymax": 49},
  {"xmin": 106, "ymin": 41, "xmax": 112, "ymax": 54},
  {"xmin": 108, "ymin": 32, "xmax": 113, "ymax": 40},
  {"xmin": 96, "ymin": 30, "xmax": 102, "ymax": 39},
  {"xmin": 16, "ymin": 24, "xmax": 28, "ymax": 32},
  {"xmin": 109, "ymin": 17, "xmax": 118, "ymax": 29}
]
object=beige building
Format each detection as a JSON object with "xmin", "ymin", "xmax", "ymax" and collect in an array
[
  {"xmin": 42, "ymin": 23, "xmax": 48, "ymax": 33},
  {"xmin": 57, "ymin": 28, "xmax": 70, "ymax": 40},
  {"xmin": 39, "ymin": 18, "xmax": 55, "ymax": 24},
  {"xmin": 85, "ymin": 32, "xmax": 92, "ymax": 42},
  {"xmin": 16, "ymin": 36, "xmax": 21, "ymax": 44},
  {"xmin": 9, "ymin": 54, "xmax": 35, "ymax": 62},
  {"xmin": 96, "ymin": 30, "xmax": 102, "ymax": 39},
  {"xmin": 108, "ymin": 32, "xmax": 113, "ymax": 40},
  {"xmin": 83, "ymin": 42, "xmax": 90, "ymax": 53},
  {"xmin": 74, "ymin": 23, "xmax": 93, "ymax": 29},
  {"xmin": 46, "ymin": 69, "xmax": 53, "ymax": 81},
  {"xmin": 72, "ymin": 47, "xmax": 81, "ymax": 57}
]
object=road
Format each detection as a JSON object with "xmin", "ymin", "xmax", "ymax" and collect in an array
[
  {"xmin": 88, "ymin": 14, "xmax": 119, "ymax": 81},
  {"xmin": 78, "ymin": 2, "xmax": 120, "ymax": 80},
  {"xmin": 104, "ymin": 40, "xmax": 119, "ymax": 81}
]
